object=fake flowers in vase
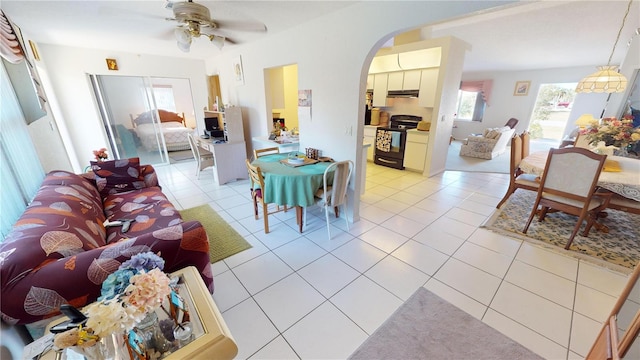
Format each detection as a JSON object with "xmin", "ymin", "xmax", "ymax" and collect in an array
[
  {"xmin": 92, "ymin": 148, "xmax": 109, "ymax": 162},
  {"xmin": 580, "ymin": 115, "xmax": 640, "ymax": 149},
  {"xmin": 53, "ymin": 252, "xmax": 170, "ymax": 349}
]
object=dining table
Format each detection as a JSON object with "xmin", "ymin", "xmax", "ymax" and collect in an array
[
  {"xmin": 251, "ymin": 152, "xmax": 333, "ymax": 232},
  {"xmin": 519, "ymin": 151, "xmax": 640, "ymax": 202}
]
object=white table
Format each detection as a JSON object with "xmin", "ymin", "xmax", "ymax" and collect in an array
[{"xmin": 520, "ymin": 151, "xmax": 640, "ymax": 201}]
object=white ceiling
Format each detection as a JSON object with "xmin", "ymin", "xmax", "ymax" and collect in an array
[{"xmin": 2, "ymin": 0, "xmax": 639, "ymax": 73}]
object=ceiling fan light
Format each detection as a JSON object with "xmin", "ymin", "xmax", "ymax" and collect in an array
[
  {"xmin": 575, "ymin": 65, "xmax": 627, "ymax": 93},
  {"xmin": 176, "ymin": 39, "xmax": 191, "ymax": 53},
  {"xmin": 174, "ymin": 27, "xmax": 191, "ymax": 44},
  {"xmin": 211, "ymin": 35, "xmax": 225, "ymax": 50}
]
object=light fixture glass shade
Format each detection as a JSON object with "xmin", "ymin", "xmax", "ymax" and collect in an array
[
  {"xmin": 575, "ymin": 65, "xmax": 628, "ymax": 93},
  {"xmin": 575, "ymin": 114, "xmax": 598, "ymax": 128},
  {"xmin": 210, "ymin": 35, "xmax": 225, "ymax": 50},
  {"xmin": 174, "ymin": 27, "xmax": 192, "ymax": 52}
]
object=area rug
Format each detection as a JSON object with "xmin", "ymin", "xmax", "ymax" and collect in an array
[
  {"xmin": 484, "ymin": 190, "xmax": 640, "ymax": 271},
  {"xmin": 169, "ymin": 150, "xmax": 194, "ymax": 162},
  {"xmin": 348, "ymin": 287, "xmax": 543, "ymax": 360},
  {"xmin": 179, "ymin": 204, "xmax": 252, "ymax": 263}
]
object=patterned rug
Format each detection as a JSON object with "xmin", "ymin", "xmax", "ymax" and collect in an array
[{"xmin": 484, "ymin": 190, "xmax": 640, "ymax": 271}]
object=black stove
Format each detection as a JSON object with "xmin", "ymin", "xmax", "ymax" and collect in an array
[{"xmin": 374, "ymin": 115, "xmax": 422, "ymax": 170}]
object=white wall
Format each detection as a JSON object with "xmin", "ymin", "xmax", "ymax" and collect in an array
[
  {"xmin": 203, "ymin": 1, "xmax": 512, "ymax": 220},
  {"xmin": 453, "ymin": 66, "xmax": 609, "ymax": 140},
  {"xmin": 36, "ymin": 44, "xmax": 207, "ymax": 172}
]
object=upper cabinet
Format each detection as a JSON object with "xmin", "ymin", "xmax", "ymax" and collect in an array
[
  {"xmin": 418, "ymin": 68, "xmax": 439, "ymax": 107},
  {"xmin": 387, "ymin": 70, "xmax": 421, "ymax": 91},
  {"xmin": 372, "ymin": 73, "xmax": 388, "ymax": 107}
]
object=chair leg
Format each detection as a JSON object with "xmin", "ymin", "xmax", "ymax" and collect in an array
[
  {"xmin": 522, "ymin": 200, "xmax": 541, "ymax": 234},
  {"xmin": 565, "ymin": 215, "xmax": 586, "ymax": 250},
  {"xmin": 262, "ymin": 200, "xmax": 270, "ymax": 233},
  {"xmin": 252, "ymin": 193, "xmax": 259, "ymax": 219},
  {"xmin": 496, "ymin": 185, "xmax": 515, "ymax": 209},
  {"xmin": 324, "ymin": 205, "xmax": 331, "ymax": 240},
  {"xmin": 342, "ymin": 203, "xmax": 350, "ymax": 232}
]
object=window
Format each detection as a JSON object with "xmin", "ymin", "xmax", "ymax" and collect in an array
[
  {"xmin": 456, "ymin": 90, "xmax": 486, "ymax": 121},
  {"xmin": 144, "ymin": 85, "xmax": 177, "ymax": 112}
]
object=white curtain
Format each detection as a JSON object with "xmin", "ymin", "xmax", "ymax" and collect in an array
[{"xmin": 0, "ymin": 60, "xmax": 44, "ymax": 240}]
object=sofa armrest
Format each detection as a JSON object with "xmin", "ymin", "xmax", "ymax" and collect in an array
[
  {"xmin": 140, "ymin": 164, "xmax": 159, "ymax": 188},
  {"xmin": 466, "ymin": 136, "xmax": 498, "ymax": 145},
  {"xmin": 0, "ymin": 221, "xmax": 212, "ymax": 325}
]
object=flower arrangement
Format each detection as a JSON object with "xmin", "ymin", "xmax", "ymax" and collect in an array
[
  {"xmin": 580, "ymin": 115, "xmax": 640, "ymax": 149},
  {"xmin": 92, "ymin": 148, "xmax": 108, "ymax": 162},
  {"xmin": 53, "ymin": 252, "xmax": 171, "ymax": 350}
]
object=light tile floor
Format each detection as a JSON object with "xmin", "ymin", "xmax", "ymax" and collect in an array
[{"xmin": 155, "ymin": 159, "xmax": 630, "ymax": 360}]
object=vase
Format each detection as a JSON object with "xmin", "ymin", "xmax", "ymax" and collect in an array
[
  {"xmin": 67, "ymin": 334, "xmax": 124, "ymax": 360},
  {"xmin": 134, "ymin": 312, "xmax": 177, "ymax": 356},
  {"xmin": 614, "ymin": 145, "xmax": 631, "ymax": 157}
]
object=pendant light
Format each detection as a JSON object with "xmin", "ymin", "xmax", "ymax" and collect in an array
[{"xmin": 575, "ymin": 0, "xmax": 633, "ymax": 93}]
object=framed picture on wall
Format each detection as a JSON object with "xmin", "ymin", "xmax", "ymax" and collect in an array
[
  {"xmin": 233, "ymin": 56, "xmax": 244, "ymax": 85},
  {"xmin": 514, "ymin": 81, "xmax": 530, "ymax": 96}
]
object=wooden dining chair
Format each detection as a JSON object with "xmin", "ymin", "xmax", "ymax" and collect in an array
[
  {"xmin": 521, "ymin": 130, "xmax": 530, "ymax": 159},
  {"xmin": 522, "ymin": 147, "xmax": 612, "ymax": 250},
  {"xmin": 311, "ymin": 160, "xmax": 353, "ymax": 240},
  {"xmin": 245, "ymin": 159, "xmax": 287, "ymax": 233},
  {"xmin": 187, "ymin": 133, "xmax": 214, "ymax": 179},
  {"xmin": 254, "ymin": 147, "xmax": 280, "ymax": 159},
  {"xmin": 496, "ymin": 133, "xmax": 539, "ymax": 208},
  {"xmin": 573, "ymin": 132, "xmax": 592, "ymax": 149}
]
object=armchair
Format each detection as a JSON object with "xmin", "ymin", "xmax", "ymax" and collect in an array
[{"xmin": 460, "ymin": 126, "xmax": 516, "ymax": 159}]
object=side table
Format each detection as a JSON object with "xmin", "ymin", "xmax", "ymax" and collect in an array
[{"xmin": 37, "ymin": 266, "xmax": 237, "ymax": 360}]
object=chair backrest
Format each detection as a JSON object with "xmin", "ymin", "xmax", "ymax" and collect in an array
[
  {"xmin": 323, "ymin": 160, "xmax": 353, "ymax": 207},
  {"xmin": 539, "ymin": 147, "xmax": 606, "ymax": 199},
  {"xmin": 245, "ymin": 159, "xmax": 265, "ymax": 191},
  {"xmin": 254, "ymin": 147, "xmax": 280, "ymax": 159},
  {"xmin": 509, "ymin": 134, "xmax": 523, "ymax": 177},
  {"xmin": 187, "ymin": 133, "xmax": 201, "ymax": 159},
  {"xmin": 521, "ymin": 131, "xmax": 530, "ymax": 158},
  {"xmin": 505, "ymin": 118, "xmax": 519, "ymax": 129},
  {"xmin": 574, "ymin": 132, "xmax": 592, "ymax": 149}
]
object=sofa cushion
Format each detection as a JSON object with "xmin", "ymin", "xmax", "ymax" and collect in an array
[
  {"xmin": 91, "ymin": 158, "xmax": 145, "ymax": 197},
  {"xmin": 102, "ymin": 187, "xmax": 183, "ymax": 244}
]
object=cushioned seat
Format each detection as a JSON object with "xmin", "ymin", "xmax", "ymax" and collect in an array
[{"xmin": 460, "ymin": 126, "xmax": 516, "ymax": 159}]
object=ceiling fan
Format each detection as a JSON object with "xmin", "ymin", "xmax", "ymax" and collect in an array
[{"xmin": 165, "ymin": 0, "xmax": 267, "ymax": 52}]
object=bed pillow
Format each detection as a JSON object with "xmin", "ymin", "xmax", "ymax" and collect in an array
[{"xmin": 90, "ymin": 158, "xmax": 145, "ymax": 197}]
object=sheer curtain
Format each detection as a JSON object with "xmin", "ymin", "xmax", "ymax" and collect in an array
[{"xmin": 1, "ymin": 61, "xmax": 45, "ymax": 240}]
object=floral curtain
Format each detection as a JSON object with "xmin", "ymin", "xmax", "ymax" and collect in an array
[{"xmin": 460, "ymin": 80, "xmax": 493, "ymax": 106}]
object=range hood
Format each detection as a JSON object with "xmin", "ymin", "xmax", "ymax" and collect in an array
[{"xmin": 387, "ymin": 89, "xmax": 419, "ymax": 98}]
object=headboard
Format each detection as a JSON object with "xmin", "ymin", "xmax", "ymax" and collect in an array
[{"xmin": 130, "ymin": 109, "xmax": 186, "ymax": 128}]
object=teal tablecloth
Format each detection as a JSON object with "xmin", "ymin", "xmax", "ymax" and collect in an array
[{"xmin": 251, "ymin": 153, "xmax": 332, "ymax": 207}]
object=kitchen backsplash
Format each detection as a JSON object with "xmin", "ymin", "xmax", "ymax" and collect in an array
[{"xmin": 377, "ymin": 97, "xmax": 433, "ymax": 124}]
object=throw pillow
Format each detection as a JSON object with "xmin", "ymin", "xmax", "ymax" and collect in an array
[
  {"xmin": 487, "ymin": 129, "xmax": 500, "ymax": 139},
  {"xmin": 91, "ymin": 158, "xmax": 145, "ymax": 197}
]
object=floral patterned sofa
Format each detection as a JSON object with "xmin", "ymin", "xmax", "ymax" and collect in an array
[
  {"xmin": 0, "ymin": 158, "xmax": 213, "ymax": 325},
  {"xmin": 460, "ymin": 126, "xmax": 516, "ymax": 159}
]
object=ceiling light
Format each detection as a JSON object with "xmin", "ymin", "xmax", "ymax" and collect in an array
[
  {"xmin": 210, "ymin": 35, "xmax": 225, "ymax": 50},
  {"xmin": 174, "ymin": 27, "xmax": 192, "ymax": 53},
  {"xmin": 576, "ymin": 0, "xmax": 632, "ymax": 93}
]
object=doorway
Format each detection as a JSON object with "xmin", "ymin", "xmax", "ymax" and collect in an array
[
  {"xmin": 528, "ymin": 82, "xmax": 577, "ymax": 143},
  {"xmin": 264, "ymin": 64, "xmax": 299, "ymax": 134}
]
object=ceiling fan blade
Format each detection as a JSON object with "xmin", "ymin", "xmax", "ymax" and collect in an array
[{"xmin": 213, "ymin": 19, "xmax": 267, "ymax": 32}]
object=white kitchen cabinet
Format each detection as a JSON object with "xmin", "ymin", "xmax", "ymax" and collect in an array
[
  {"xmin": 387, "ymin": 72, "xmax": 404, "ymax": 91},
  {"xmin": 363, "ymin": 125, "xmax": 377, "ymax": 161},
  {"xmin": 404, "ymin": 130, "xmax": 429, "ymax": 172},
  {"xmin": 372, "ymin": 73, "xmax": 388, "ymax": 107},
  {"xmin": 403, "ymin": 70, "xmax": 422, "ymax": 90},
  {"xmin": 418, "ymin": 68, "xmax": 439, "ymax": 108},
  {"xmin": 367, "ymin": 74, "xmax": 374, "ymax": 90}
]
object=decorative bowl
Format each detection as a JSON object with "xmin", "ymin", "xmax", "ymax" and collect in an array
[{"xmin": 288, "ymin": 157, "xmax": 305, "ymax": 165}]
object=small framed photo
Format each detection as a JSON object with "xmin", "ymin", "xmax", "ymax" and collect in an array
[
  {"xmin": 514, "ymin": 81, "xmax": 530, "ymax": 96},
  {"xmin": 106, "ymin": 58, "xmax": 118, "ymax": 71}
]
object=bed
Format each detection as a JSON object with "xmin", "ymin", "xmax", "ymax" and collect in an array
[{"xmin": 130, "ymin": 109, "xmax": 193, "ymax": 152}]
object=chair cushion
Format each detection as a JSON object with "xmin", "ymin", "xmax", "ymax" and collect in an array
[{"xmin": 91, "ymin": 158, "xmax": 145, "ymax": 197}]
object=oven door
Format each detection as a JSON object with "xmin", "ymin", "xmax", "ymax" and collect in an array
[{"xmin": 374, "ymin": 128, "xmax": 406, "ymax": 169}]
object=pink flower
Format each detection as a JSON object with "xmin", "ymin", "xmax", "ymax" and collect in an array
[{"xmin": 123, "ymin": 268, "xmax": 171, "ymax": 314}]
